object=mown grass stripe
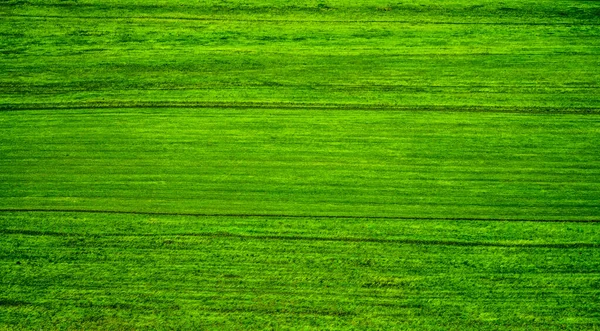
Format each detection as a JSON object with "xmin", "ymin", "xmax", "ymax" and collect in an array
[
  {"xmin": 2, "ymin": 14, "xmax": 598, "ymax": 26},
  {"xmin": 2, "ymin": 228, "xmax": 597, "ymax": 249},
  {"xmin": 1, "ymin": 209, "xmax": 598, "ymax": 223},
  {"xmin": 1, "ymin": 102, "xmax": 599, "ymax": 114}
]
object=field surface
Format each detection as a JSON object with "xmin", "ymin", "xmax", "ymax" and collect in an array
[{"xmin": 1, "ymin": 0, "xmax": 600, "ymax": 329}]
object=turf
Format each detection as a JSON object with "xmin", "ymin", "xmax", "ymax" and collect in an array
[
  {"xmin": 1, "ymin": 108, "xmax": 600, "ymax": 220},
  {"xmin": 1, "ymin": 0, "xmax": 599, "ymax": 111},
  {"xmin": 2, "ymin": 212, "xmax": 600, "ymax": 330},
  {"xmin": 1, "ymin": 0, "xmax": 600, "ymax": 329}
]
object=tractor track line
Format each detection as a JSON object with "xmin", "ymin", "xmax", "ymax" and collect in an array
[
  {"xmin": 1, "ymin": 209, "xmax": 599, "ymax": 223},
  {"xmin": 2, "ymin": 14, "xmax": 599, "ymax": 26},
  {"xmin": 1, "ymin": 103, "xmax": 599, "ymax": 115},
  {"xmin": 1, "ymin": 228, "xmax": 597, "ymax": 249}
]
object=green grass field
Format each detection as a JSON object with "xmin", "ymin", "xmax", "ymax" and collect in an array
[{"xmin": 1, "ymin": 0, "xmax": 600, "ymax": 329}]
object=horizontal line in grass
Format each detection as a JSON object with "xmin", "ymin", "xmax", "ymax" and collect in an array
[
  {"xmin": 0, "ymin": 209, "xmax": 598, "ymax": 223},
  {"xmin": 1, "ymin": 228, "xmax": 597, "ymax": 249},
  {"xmin": 1, "ymin": 102, "xmax": 598, "ymax": 114},
  {"xmin": 2, "ymin": 14, "xmax": 597, "ymax": 26},
  {"xmin": 0, "ymin": 299, "xmax": 30, "ymax": 307},
  {"xmin": 3, "ymin": 85, "xmax": 598, "ymax": 92},
  {"xmin": 194, "ymin": 305, "xmax": 356, "ymax": 317}
]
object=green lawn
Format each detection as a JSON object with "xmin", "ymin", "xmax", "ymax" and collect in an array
[
  {"xmin": 1, "ymin": 108, "xmax": 600, "ymax": 220},
  {"xmin": 1, "ymin": 0, "xmax": 599, "ymax": 110},
  {"xmin": 1, "ymin": 0, "xmax": 600, "ymax": 329},
  {"xmin": 2, "ymin": 212, "xmax": 600, "ymax": 329}
]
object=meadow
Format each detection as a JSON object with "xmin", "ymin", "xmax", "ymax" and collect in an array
[
  {"xmin": 1, "ymin": 0, "xmax": 600, "ymax": 329},
  {"xmin": 1, "ymin": 212, "xmax": 600, "ymax": 329}
]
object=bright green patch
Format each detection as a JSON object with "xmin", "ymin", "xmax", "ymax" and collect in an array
[
  {"xmin": 1, "ymin": 212, "xmax": 599, "ymax": 329},
  {"xmin": 1, "ymin": 0, "xmax": 599, "ymax": 329}
]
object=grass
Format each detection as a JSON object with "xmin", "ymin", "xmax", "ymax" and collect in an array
[
  {"xmin": 1, "ymin": 212, "xmax": 600, "ymax": 329},
  {"xmin": 1, "ymin": 108, "xmax": 600, "ymax": 220},
  {"xmin": 1, "ymin": 0, "xmax": 600, "ymax": 329},
  {"xmin": 1, "ymin": 1, "xmax": 599, "ymax": 110}
]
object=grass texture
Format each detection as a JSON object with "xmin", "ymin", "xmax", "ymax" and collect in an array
[
  {"xmin": 1, "ymin": 212, "xmax": 600, "ymax": 329},
  {"xmin": 1, "ymin": 0, "xmax": 599, "ymax": 111},
  {"xmin": 1, "ymin": 108, "xmax": 600, "ymax": 220},
  {"xmin": 1, "ymin": 0, "xmax": 600, "ymax": 329}
]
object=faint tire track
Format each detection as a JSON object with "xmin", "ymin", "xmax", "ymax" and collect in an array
[
  {"xmin": 2, "ymin": 14, "xmax": 598, "ymax": 26},
  {"xmin": 1, "ymin": 228, "xmax": 598, "ymax": 249},
  {"xmin": 1, "ymin": 102, "xmax": 598, "ymax": 114},
  {"xmin": 1, "ymin": 208, "xmax": 599, "ymax": 223}
]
